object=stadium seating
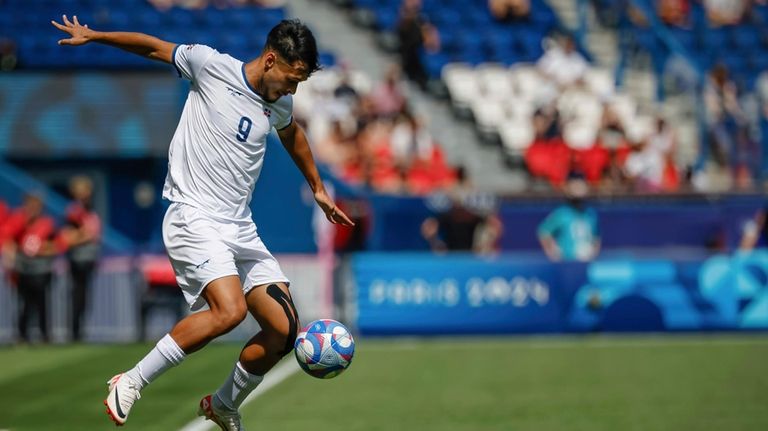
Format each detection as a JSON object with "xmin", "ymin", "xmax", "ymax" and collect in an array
[
  {"xmin": 620, "ymin": 0, "xmax": 768, "ymax": 93},
  {"xmin": 350, "ymin": 0, "xmax": 562, "ymax": 78},
  {"xmin": 0, "ymin": 0, "xmax": 338, "ymax": 69}
]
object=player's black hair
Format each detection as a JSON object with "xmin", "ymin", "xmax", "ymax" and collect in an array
[{"xmin": 265, "ymin": 19, "xmax": 321, "ymax": 76}]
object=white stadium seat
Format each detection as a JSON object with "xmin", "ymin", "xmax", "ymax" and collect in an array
[
  {"xmin": 563, "ymin": 121, "xmax": 598, "ymax": 150},
  {"xmin": 472, "ymin": 99, "xmax": 506, "ymax": 134},
  {"xmin": 584, "ymin": 68, "xmax": 616, "ymax": 100},
  {"xmin": 476, "ymin": 63, "xmax": 514, "ymax": 101},
  {"xmin": 443, "ymin": 62, "xmax": 480, "ymax": 109},
  {"xmin": 499, "ymin": 119, "xmax": 535, "ymax": 155}
]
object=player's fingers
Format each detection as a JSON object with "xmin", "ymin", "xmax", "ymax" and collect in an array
[
  {"xmin": 334, "ymin": 209, "xmax": 355, "ymax": 226},
  {"xmin": 73, "ymin": 15, "xmax": 80, "ymax": 26},
  {"xmin": 62, "ymin": 14, "xmax": 73, "ymax": 26},
  {"xmin": 51, "ymin": 20, "xmax": 68, "ymax": 31},
  {"xmin": 58, "ymin": 38, "xmax": 74, "ymax": 45}
]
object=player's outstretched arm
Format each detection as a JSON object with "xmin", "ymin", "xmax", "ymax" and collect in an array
[
  {"xmin": 278, "ymin": 121, "xmax": 354, "ymax": 227},
  {"xmin": 51, "ymin": 14, "xmax": 175, "ymax": 64}
]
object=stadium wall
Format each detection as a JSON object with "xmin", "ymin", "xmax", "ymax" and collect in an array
[
  {"xmin": 366, "ymin": 194, "xmax": 763, "ymax": 251},
  {"xmin": 344, "ymin": 249, "xmax": 768, "ymax": 335}
]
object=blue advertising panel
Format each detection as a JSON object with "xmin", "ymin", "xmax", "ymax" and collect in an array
[
  {"xmin": 351, "ymin": 250, "xmax": 768, "ymax": 335},
  {"xmin": 353, "ymin": 253, "xmax": 585, "ymax": 335}
]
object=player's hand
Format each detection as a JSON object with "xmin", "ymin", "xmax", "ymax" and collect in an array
[
  {"xmin": 314, "ymin": 190, "xmax": 355, "ymax": 226},
  {"xmin": 51, "ymin": 15, "xmax": 94, "ymax": 46}
]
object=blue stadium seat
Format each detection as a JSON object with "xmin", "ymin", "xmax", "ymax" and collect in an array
[
  {"xmin": 751, "ymin": 55, "xmax": 768, "ymax": 75},
  {"xmin": 167, "ymin": 8, "xmax": 195, "ymax": 28},
  {"xmin": 431, "ymin": 9, "xmax": 462, "ymax": 29},
  {"xmin": 730, "ymin": 25, "xmax": 759, "ymax": 50},
  {"xmin": 437, "ymin": 30, "xmax": 459, "ymax": 56},
  {"xmin": 376, "ymin": 8, "xmax": 399, "ymax": 31},
  {"xmin": 721, "ymin": 52, "xmax": 748, "ymax": 76},
  {"xmin": 353, "ymin": 0, "xmax": 379, "ymax": 11},
  {"xmin": 517, "ymin": 32, "xmax": 544, "ymax": 62},
  {"xmin": 319, "ymin": 51, "xmax": 337, "ymax": 67},
  {"xmin": 422, "ymin": 51, "xmax": 450, "ymax": 77},
  {"xmin": 699, "ymin": 28, "xmax": 727, "ymax": 51},
  {"xmin": 667, "ymin": 27, "xmax": 695, "ymax": 52},
  {"xmin": 136, "ymin": 10, "xmax": 162, "ymax": 33},
  {"xmin": 259, "ymin": 8, "xmax": 285, "ymax": 25}
]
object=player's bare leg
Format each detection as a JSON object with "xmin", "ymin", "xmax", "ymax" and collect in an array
[
  {"xmin": 198, "ymin": 282, "xmax": 299, "ymax": 431},
  {"xmin": 170, "ymin": 275, "xmax": 248, "ymax": 353},
  {"xmin": 105, "ymin": 276, "xmax": 246, "ymax": 426},
  {"xmin": 240, "ymin": 282, "xmax": 300, "ymax": 373}
]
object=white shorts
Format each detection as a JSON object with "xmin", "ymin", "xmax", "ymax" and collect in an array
[{"xmin": 162, "ymin": 202, "xmax": 289, "ymax": 311}]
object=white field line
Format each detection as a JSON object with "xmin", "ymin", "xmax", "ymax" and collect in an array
[{"xmin": 178, "ymin": 360, "xmax": 301, "ymax": 431}]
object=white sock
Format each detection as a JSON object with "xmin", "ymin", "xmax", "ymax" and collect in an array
[
  {"xmin": 124, "ymin": 334, "xmax": 186, "ymax": 390},
  {"xmin": 214, "ymin": 362, "xmax": 264, "ymax": 411}
]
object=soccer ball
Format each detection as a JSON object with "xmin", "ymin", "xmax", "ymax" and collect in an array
[{"xmin": 294, "ymin": 319, "xmax": 355, "ymax": 379}]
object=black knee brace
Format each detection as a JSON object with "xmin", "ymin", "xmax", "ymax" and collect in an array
[{"xmin": 266, "ymin": 284, "xmax": 299, "ymax": 356}]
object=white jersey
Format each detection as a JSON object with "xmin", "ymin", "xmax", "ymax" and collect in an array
[{"xmin": 162, "ymin": 44, "xmax": 294, "ymax": 221}]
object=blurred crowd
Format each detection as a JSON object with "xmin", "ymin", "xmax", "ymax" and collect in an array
[
  {"xmin": 620, "ymin": 0, "xmax": 768, "ymax": 28},
  {"xmin": 145, "ymin": 0, "xmax": 286, "ymax": 10},
  {"xmin": 0, "ymin": 177, "xmax": 101, "ymax": 344},
  {"xmin": 294, "ymin": 63, "xmax": 459, "ymax": 196},
  {"xmin": 527, "ymin": 33, "xmax": 683, "ymax": 193}
]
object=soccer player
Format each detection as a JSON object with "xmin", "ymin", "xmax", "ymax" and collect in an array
[{"xmin": 52, "ymin": 15, "xmax": 354, "ymax": 430}]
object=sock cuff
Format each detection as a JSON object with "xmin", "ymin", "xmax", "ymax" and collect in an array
[
  {"xmin": 236, "ymin": 361, "xmax": 264, "ymax": 385},
  {"xmin": 157, "ymin": 334, "xmax": 186, "ymax": 365}
]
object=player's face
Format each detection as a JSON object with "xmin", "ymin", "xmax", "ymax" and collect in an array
[{"xmin": 263, "ymin": 53, "xmax": 309, "ymax": 103}]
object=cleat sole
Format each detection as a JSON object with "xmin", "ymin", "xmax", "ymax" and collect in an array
[{"xmin": 104, "ymin": 398, "xmax": 125, "ymax": 426}]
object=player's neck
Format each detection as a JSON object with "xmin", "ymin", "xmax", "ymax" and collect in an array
[{"xmin": 243, "ymin": 60, "xmax": 266, "ymax": 99}]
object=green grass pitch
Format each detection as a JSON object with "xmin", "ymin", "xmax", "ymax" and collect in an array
[{"xmin": 1, "ymin": 335, "xmax": 767, "ymax": 431}]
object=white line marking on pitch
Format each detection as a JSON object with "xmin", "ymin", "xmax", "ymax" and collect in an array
[{"xmin": 178, "ymin": 360, "xmax": 300, "ymax": 431}]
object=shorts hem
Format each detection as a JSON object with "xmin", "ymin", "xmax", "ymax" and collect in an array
[
  {"xmin": 188, "ymin": 272, "xmax": 241, "ymax": 311},
  {"xmin": 243, "ymin": 278, "xmax": 291, "ymax": 297}
]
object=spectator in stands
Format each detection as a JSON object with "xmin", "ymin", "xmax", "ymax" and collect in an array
[
  {"xmin": 396, "ymin": 0, "xmax": 440, "ymax": 90},
  {"xmin": 739, "ymin": 203, "xmax": 768, "ymax": 250},
  {"xmin": 658, "ymin": 0, "xmax": 691, "ymax": 27},
  {"xmin": 333, "ymin": 69, "xmax": 360, "ymax": 108},
  {"xmin": 420, "ymin": 167, "xmax": 502, "ymax": 254},
  {"xmin": 536, "ymin": 34, "xmax": 588, "ymax": 89},
  {"xmin": 623, "ymin": 117, "xmax": 680, "ymax": 192},
  {"xmin": 370, "ymin": 64, "xmax": 407, "ymax": 119},
  {"xmin": 0, "ymin": 194, "xmax": 60, "ymax": 344},
  {"xmin": 704, "ymin": 63, "xmax": 750, "ymax": 187},
  {"xmin": 389, "ymin": 109, "xmax": 434, "ymax": 167},
  {"xmin": 315, "ymin": 119, "xmax": 358, "ymax": 171},
  {"xmin": 59, "ymin": 176, "xmax": 101, "ymax": 342},
  {"xmin": 488, "ymin": 0, "xmax": 531, "ymax": 22},
  {"xmin": 704, "ymin": 0, "xmax": 748, "ymax": 26},
  {"xmin": 537, "ymin": 178, "xmax": 601, "ymax": 262},
  {"xmin": 146, "ymin": 0, "xmax": 174, "ymax": 10},
  {"xmin": 596, "ymin": 103, "xmax": 632, "ymax": 190}
]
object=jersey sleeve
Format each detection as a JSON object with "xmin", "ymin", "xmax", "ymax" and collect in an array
[
  {"xmin": 274, "ymin": 95, "xmax": 294, "ymax": 130},
  {"xmin": 172, "ymin": 44, "xmax": 217, "ymax": 81}
]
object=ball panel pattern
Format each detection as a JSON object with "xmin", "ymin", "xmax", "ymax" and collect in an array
[{"xmin": 293, "ymin": 319, "xmax": 355, "ymax": 379}]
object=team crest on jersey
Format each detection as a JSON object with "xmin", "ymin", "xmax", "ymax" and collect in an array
[
  {"xmin": 186, "ymin": 44, "xmax": 196, "ymax": 50},
  {"xmin": 263, "ymin": 108, "xmax": 272, "ymax": 118},
  {"xmin": 226, "ymin": 86, "xmax": 244, "ymax": 97}
]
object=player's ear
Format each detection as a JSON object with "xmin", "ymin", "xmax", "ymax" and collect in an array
[{"xmin": 264, "ymin": 51, "xmax": 276, "ymax": 70}]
